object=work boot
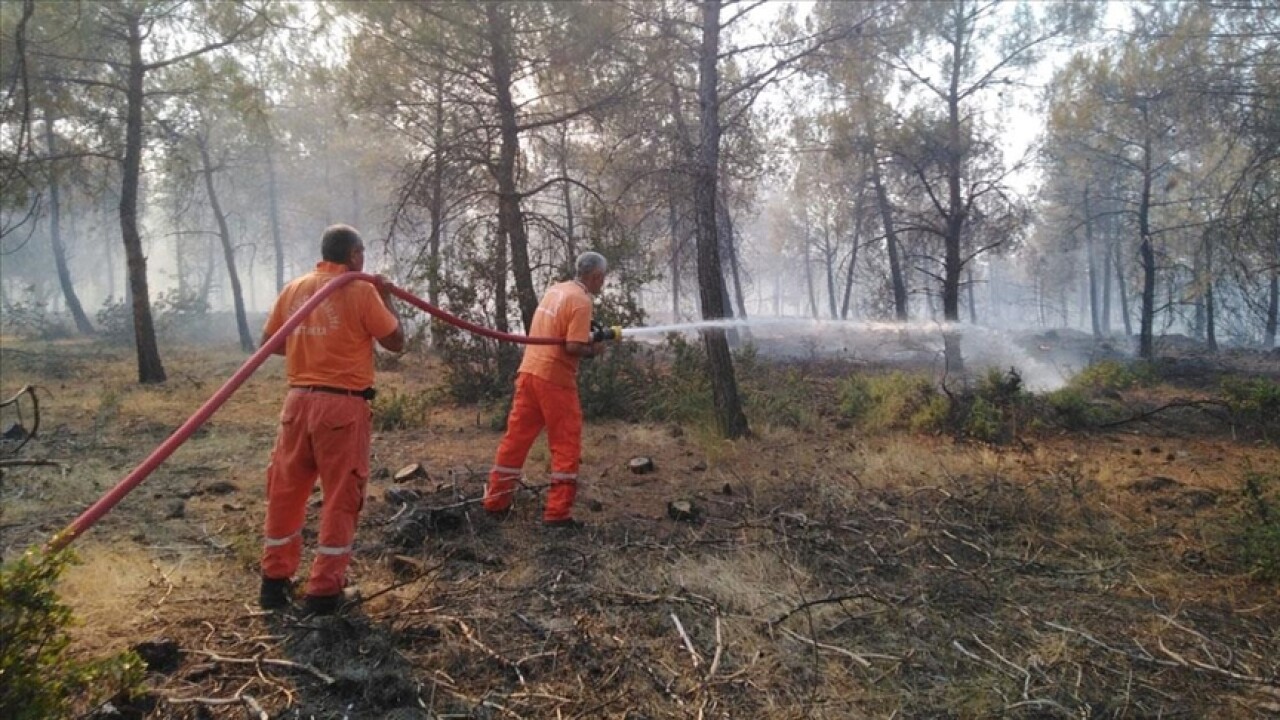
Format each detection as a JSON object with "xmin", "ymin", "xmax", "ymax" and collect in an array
[
  {"xmin": 542, "ymin": 517, "xmax": 584, "ymax": 530},
  {"xmin": 258, "ymin": 576, "xmax": 294, "ymax": 610},
  {"xmin": 301, "ymin": 586, "xmax": 361, "ymax": 617},
  {"xmin": 485, "ymin": 506, "xmax": 514, "ymax": 522}
]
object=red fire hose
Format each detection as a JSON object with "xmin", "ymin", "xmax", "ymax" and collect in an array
[{"xmin": 48, "ymin": 272, "xmax": 563, "ymax": 550}]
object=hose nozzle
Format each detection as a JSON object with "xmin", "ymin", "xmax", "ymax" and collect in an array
[{"xmin": 590, "ymin": 323, "xmax": 623, "ymax": 342}]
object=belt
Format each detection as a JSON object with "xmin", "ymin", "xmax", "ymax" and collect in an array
[{"xmin": 291, "ymin": 385, "xmax": 377, "ymax": 401}]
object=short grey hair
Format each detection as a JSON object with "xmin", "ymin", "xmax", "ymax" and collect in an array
[{"xmin": 575, "ymin": 251, "xmax": 608, "ymax": 278}]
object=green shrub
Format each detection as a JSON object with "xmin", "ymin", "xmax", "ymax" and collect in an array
[
  {"xmin": 1044, "ymin": 387, "xmax": 1094, "ymax": 429},
  {"xmin": 1238, "ymin": 473, "xmax": 1280, "ymax": 582},
  {"xmin": 642, "ymin": 335, "xmax": 714, "ymax": 425},
  {"xmin": 0, "ymin": 549, "xmax": 145, "ymax": 719},
  {"xmin": 372, "ymin": 388, "xmax": 435, "ymax": 431},
  {"xmin": 1222, "ymin": 377, "xmax": 1280, "ymax": 443},
  {"xmin": 1069, "ymin": 360, "xmax": 1155, "ymax": 393},
  {"xmin": 964, "ymin": 397, "xmax": 1004, "ymax": 442},
  {"xmin": 837, "ymin": 372, "xmax": 940, "ymax": 431}
]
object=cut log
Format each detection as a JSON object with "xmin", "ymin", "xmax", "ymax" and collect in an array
[
  {"xmin": 667, "ymin": 499, "xmax": 700, "ymax": 523},
  {"xmin": 394, "ymin": 463, "xmax": 428, "ymax": 483},
  {"xmin": 629, "ymin": 457, "xmax": 655, "ymax": 474}
]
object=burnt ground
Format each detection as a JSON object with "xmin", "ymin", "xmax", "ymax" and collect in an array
[{"xmin": 1, "ymin": 334, "xmax": 1278, "ymax": 719}]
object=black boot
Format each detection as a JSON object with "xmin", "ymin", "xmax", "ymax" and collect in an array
[{"xmin": 259, "ymin": 577, "xmax": 294, "ymax": 610}]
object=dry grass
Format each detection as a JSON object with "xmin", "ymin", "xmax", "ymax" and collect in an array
[{"xmin": 2, "ymin": 340, "xmax": 1278, "ymax": 718}]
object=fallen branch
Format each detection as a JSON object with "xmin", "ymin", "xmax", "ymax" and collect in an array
[
  {"xmin": 671, "ymin": 611, "xmax": 702, "ymax": 668},
  {"xmin": 1096, "ymin": 399, "xmax": 1229, "ymax": 429},
  {"xmin": 778, "ymin": 626, "xmax": 901, "ymax": 668},
  {"xmin": 0, "ymin": 458, "xmax": 65, "ymax": 469},
  {"xmin": 183, "ymin": 649, "xmax": 334, "ymax": 685},
  {"xmin": 454, "ymin": 617, "xmax": 526, "ymax": 685},
  {"xmin": 166, "ymin": 692, "xmax": 268, "ymax": 720}
]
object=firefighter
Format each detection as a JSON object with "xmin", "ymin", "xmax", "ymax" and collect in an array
[
  {"xmin": 257, "ymin": 224, "xmax": 405, "ymax": 615},
  {"xmin": 484, "ymin": 251, "xmax": 609, "ymax": 528}
]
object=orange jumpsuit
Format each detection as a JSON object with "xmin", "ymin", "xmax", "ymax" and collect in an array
[
  {"xmin": 485, "ymin": 280, "xmax": 594, "ymax": 522},
  {"xmin": 260, "ymin": 261, "xmax": 398, "ymax": 598}
]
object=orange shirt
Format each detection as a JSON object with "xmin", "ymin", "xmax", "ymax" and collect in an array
[
  {"xmin": 518, "ymin": 280, "xmax": 594, "ymax": 387},
  {"xmin": 263, "ymin": 261, "xmax": 398, "ymax": 390}
]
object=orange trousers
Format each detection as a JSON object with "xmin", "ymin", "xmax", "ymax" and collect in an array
[
  {"xmin": 484, "ymin": 372, "xmax": 582, "ymax": 521},
  {"xmin": 261, "ymin": 389, "xmax": 371, "ymax": 597}
]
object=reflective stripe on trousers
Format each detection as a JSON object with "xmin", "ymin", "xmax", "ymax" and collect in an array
[
  {"xmin": 261, "ymin": 390, "xmax": 371, "ymax": 597},
  {"xmin": 484, "ymin": 372, "xmax": 583, "ymax": 521}
]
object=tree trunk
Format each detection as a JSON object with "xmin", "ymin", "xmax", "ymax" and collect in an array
[
  {"xmin": 870, "ymin": 156, "xmax": 907, "ymax": 321},
  {"xmin": 966, "ymin": 266, "xmax": 978, "ymax": 324},
  {"xmin": 1101, "ymin": 237, "xmax": 1112, "ymax": 335},
  {"xmin": 1203, "ymin": 232, "xmax": 1217, "ymax": 353},
  {"xmin": 1085, "ymin": 187, "xmax": 1100, "ymax": 338},
  {"xmin": 840, "ymin": 196, "xmax": 861, "ymax": 319},
  {"xmin": 803, "ymin": 224, "xmax": 818, "ymax": 318},
  {"xmin": 941, "ymin": 5, "xmax": 966, "ymax": 374},
  {"xmin": 1115, "ymin": 242, "xmax": 1132, "ymax": 337},
  {"xmin": 823, "ymin": 222, "xmax": 838, "ymax": 319},
  {"xmin": 559, "ymin": 125, "xmax": 576, "ymax": 264},
  {"xmin": 427, "ymin": 74, "xmax": 447, "ymax": 347},
  {"xmin": 1138, "ymin": 122, "xmax": 1156, "ymax": 360},
  {"xmin": 196, "ymin": 133, "xmax": 254, "ymax": 352},
  {"xmin": 1265, "ymin": 266, "xmax": 1278, "ymax": 348},
  {"xmin": 716, "ymin": 193, "xmax": 747, "ymax": 318},
  {"xmin": 121, "ymin": 13, "xmax": 165, "ymax": 383},
  {"xmin": 694, "ymin": 0, "xmax": 748, "ymax": 439},
  {"xmin": 264, "ymin": 137, "xmax": 285, "ymax": 293},
  {"xmin": 486, "ymin": 3, "xmax": 537, "ymax": 332},
  {"xmin": 668, "ymin": 181, "xmax": 682, "ymax": 321},
  {"xmin": 43, "ymin": 108, "xmax": 94, "ymax": 334}
]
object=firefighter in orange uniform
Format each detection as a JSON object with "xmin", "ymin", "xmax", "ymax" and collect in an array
[
  {"xmin": 257, "ymin": 224, "xmax": 405, "ymax": 615},
  {"xmin": 484, "ymin": 251, "xmax": 609, "ymax": 528}
]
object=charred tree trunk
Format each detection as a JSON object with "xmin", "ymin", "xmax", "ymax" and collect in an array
[
  {"xmin": 840, "ymin": 197, "xmax": 862, "ymax": 320},
  {"xmin": 966, "ymin": 266, "xmax": 977, "ymax": 325},
  {"xmin": 694, "ymin": 0, "xmax": 748, "ymax": 439},
  {"xmin": 1266, "ymin": 266, "xmax": 1278, "ymax": 348},
  {"xmin": 870, "ymin": 156, "xmax": 907, "ymax": 321},
  {"xmin": 43, "ymin": 109, "xmax": 94, "ymax": 334},
  {"xmin": 1085, "ymin": 187, "xmax": 1100, "ymax": 338},
  {"xmin": 1115, "ymin": 242, "xmax": 1132, "ymax": 337},
  {"xmin": 1138, "ymin": 118, "xmax": 1156, "ymax": 361},
  {"xmin": 486, "ymin": 3, "xmax": 537, "ymax": 332},
  {"xmin": 803, "ymin": 224, "xmax": 818, "ymax": 319},
  {"xmin": 941, "ymin": 12, "xmax": 966, "ymax": 374},
  {"xmin": 121, "ymin": 12, "xmax": 165, "ymax": 383},
  {"xmin": 1101, "ymin": 237, "xmax": 1113, "ymax": 335},
  {"xmin": 716, "ymin": 193, "xmax": 747, "ymax": 318},
  {"xmin": 1203, "ymin": 232, "xmax": 1217, "ymax": 353},
  {"xmin": 823, "ymin": 222, "xmax": 838, "ymax": 319},
  {"xmin": 196, "ymin": 133, "xmax": 254, "ymax": 353},
  {"xmin": 668, "ymin": 183, "xmax": 682, "ymax": 321}
]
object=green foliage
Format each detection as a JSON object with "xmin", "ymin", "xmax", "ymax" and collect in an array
[
  {"xmin": 641, "ymin": 335, "xmax": 714, "ymax": 426},
  {"xmin": 1237, "ymin": 473, "xmax": 1280, "ymax": 582},
  {"xmin": 579, "ymin": 341, "xmax": 659, "ymax": 422},
  {"xmin": 836, "ymin": 372, "xmax": 942, "ymax": 432},
  {"xmin": 1043, "ymin": 387, "xmax": 1096, "ymax": 429},
  {"xmin": 0, "ymin": 549, "xmax": 145, "ymax": 719},
  {"xmin": 734, "ymin": 344, "xmax": 815, "ymax": 430},
  {"xmin": 1222, "ymin": 377, "xmax": 1280, "ymax": 443},
  {"xmin": 1069, "ymin": 360, "xmax": 1155, "ymax": 394},
  {"xmin": 96, "ymin": 290, "xmax": 211, "ymax": 346},
  {"xmin": 372, "ymin": 388, "xmax": 435, "ymax": 431},
  {"xmin": 0, "ymin": 290, "xmax": 72, "ymax": 341}
]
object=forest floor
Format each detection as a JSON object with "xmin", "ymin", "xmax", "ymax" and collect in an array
[{"xmin": 1, "ymin": 335, "xmax": 1279, "ymax": 719}]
